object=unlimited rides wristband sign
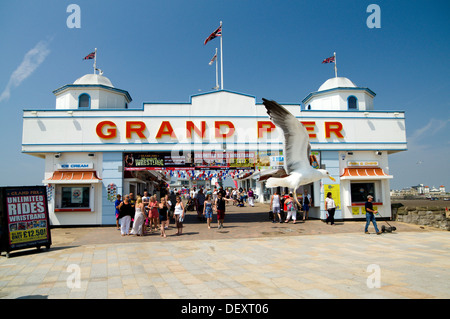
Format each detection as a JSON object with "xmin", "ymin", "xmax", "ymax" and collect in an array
[{"xmin": 1, "ymin": 186, "xmax": 51, "ymax": 253}]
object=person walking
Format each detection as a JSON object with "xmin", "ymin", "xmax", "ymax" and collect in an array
[
  {"xmin": 248, "ymin": 188, "xmax": 255, "ymax": 207},
  {"xmin": 365, "ymin": 195, "xmax": 382, "ymax": 235},
  {"xmin": 302, "ymin": 189, "xmax": 312, "ymax": 221},
  {"xmin": 169, "ymin": 189, "xmax": 177, "ymax": 223},
  {"xmin": 158, "ymin": 197, "xmax": 171, "ymax": 237},
  {"xmin": 147, "ymin": 195, "xmax": 159, "ymax": 232},
  {"xmin": 174, "ymin": 196, "xmax": 185, "ymax": 235},
  {"xmin": 284, "ymin": 193, "xmax": 297, "ymax": 224},
  {"xmin": 114, "ymin": 194, "xmax": 122, "ymax": 230},
  {"xmin": 214, "ymin": 191, "xmax": 234, "ymax": 229},
  {"xmin": 325, "ymin": 192, "xmax": 336, "ymax": 225},
  {"xmin": 270, "ymin": 191, "xmax": 282, "ymax": 223},
  {"xmin": 130, "ymin": 196, "xmax": 146, "ymax": 236},
  {"xmin": 118, "ymin": 195, "xmax": 134, "ymax": 236},
  {"xmin": 142, "ymin": 191, "xmax": 150, "ymax": 233},
  {"xmin": 196, "ymin": 188, "xmax": 206, "ymax": 221},
  {"xmin": 203, "ymin": 194, "xmax": 214, "ymax": 229}
]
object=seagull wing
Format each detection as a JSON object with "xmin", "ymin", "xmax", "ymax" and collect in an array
[{"xmin": 262, "ymin": 98, "xmax": 311, "ymax": 175}]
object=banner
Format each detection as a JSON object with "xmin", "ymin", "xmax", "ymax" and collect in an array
[{"xmin": 124, "ymin": 152, "xmax": 194, "ymax": 170}]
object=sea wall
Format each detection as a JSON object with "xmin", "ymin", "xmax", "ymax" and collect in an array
[{"xmin": 395, "ymin": 206, "xmax": 450, "ymax": 231}]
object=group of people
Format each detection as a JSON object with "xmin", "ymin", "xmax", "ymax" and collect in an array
[
  {"xmin": 231, "ymin": 188, "xmax": 256, "ymax": 207},
  {"xmin": 270, "ymin": 189, "xmax": 313, "ymax": 224},
  {"xmin": 269, "ymin": 189, "xmax": 382, "ymax": 234},
  {"xmin": 115, "ymin": 191, "xmax": 186, "ymax": 238},
  {"xmin": 115, "ymin": 187, "xmax": 240, "ymax": 237},
  {"xmin": 115, "ymin": 187, "xmax": 382, "ymax": 237},
  {"xmin": 188, "ymin": 186, "xmax": 257, "ymax": 224},
  {"xmin": 189, "ymin": 186, "xmax": 238, "ymax": 229}
]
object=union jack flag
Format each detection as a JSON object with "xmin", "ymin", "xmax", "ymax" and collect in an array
[
  {"xmin": 83, "ymin": 52, "xmax": 95, "ymax": 60},
  {"xmin": 322, "ymin": 56, "xmax": 335, "ymax": 64},
  {"xmin": 209, "ymin": 52, "xmax": 217, "ymax": 65},
  {"xmin": 204, "ymin": 25, "xmax": 222, "ymax": 45}
]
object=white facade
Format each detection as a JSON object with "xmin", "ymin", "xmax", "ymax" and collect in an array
[
  {"xmin": 302, "ymin": 77, "xmax": 375, "ymax": 111},
  {"xmin": 53, "ymin": 74, "xmax": 132, "ymax": 110},
  {"xmin": 22, "ymin": 73, "xmax": 407, "ymax": 226}
]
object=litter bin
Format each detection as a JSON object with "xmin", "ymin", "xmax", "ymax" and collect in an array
[{"xmin": 0, "ymin": 186, "xmax": 52, "ymax": 258}]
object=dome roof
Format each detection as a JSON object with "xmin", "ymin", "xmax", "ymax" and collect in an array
[
  {"xmin": 74, "ymin": 74, "xmax": 114, "ymax": 87},
  {"xmin": 318, "ymin": 77, "xmax": 357, "ymax": 91}
]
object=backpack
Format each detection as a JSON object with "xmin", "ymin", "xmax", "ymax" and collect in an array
[{"xmin": 286, "ymin": 201, "xmax": 296, "ymax": 212}]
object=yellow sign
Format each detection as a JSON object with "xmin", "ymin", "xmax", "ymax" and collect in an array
[
  {"xmin": 352, "ymin": 207, "xmax": 360, "ymax": 215},
  {"xmin": 324, "ymin": 184, "xmax": 341, "ymax": 209},
  {"xmin": 10, "ymin": 228, "xmax": 48, "ymax": 244}
]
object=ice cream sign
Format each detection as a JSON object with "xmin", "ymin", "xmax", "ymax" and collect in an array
[{"xmin": 57, "ymin": 163, "xmax": 94, "ymax": 169}]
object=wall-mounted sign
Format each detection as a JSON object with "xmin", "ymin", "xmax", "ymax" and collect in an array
[
  {"xmin": 324, "ymin": 184, "xmax": 341, "ymax": 209},
  {"xmin": 57, "ymin": 163, "xmax": 94, "ymax": 169},
  {"xmin": 347, "ymin": 161, "xmax": 379, "ymax": 167}
]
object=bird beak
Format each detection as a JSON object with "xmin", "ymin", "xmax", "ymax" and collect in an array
[{"xmin": 329, "ymin": 176, "xmax": 336, "ymax": 181}]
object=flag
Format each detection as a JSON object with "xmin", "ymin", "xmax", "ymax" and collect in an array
[
  {"xmin": 204, "ymin": 25, "xmax": 222, "ymax": 45},
  {"xmin": 83, "ymin": 52, "xmax": 95, "ymax": 60},
  {"xmin": 322, "ymin": 56, "xmax": 335, "ymax": 64},
  {"xmin": 209, "ymin": 52, "xmax": 217, "ymax": 65}
]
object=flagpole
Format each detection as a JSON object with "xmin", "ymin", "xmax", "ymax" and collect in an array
[
  {"xmin": 94, "ymin": 48, "xmax": 97, "ymax": 74},
  {"xmin": 334, "ymin": 51, "xmax": 337, "ymax": 78},
  {"xmin": 215, "ymin": 48, "xmax": 219, "ymax": 89},
  {"xmin": 220, "ymin": 21, "xmax": 224, "ymax": 90}
]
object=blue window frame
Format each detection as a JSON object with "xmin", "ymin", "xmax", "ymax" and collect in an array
[
  {"xmin": 78, "ymin": 93, "xmax": 90, "ymax": 108},
  {"xmin": 347, "ymin": 96, "xmax": 358, "ymax": 110}
]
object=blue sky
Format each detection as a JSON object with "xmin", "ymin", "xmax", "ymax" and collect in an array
[{"xmin": 0, "ymin": 0, "xmax": 449, "ymax": 190}]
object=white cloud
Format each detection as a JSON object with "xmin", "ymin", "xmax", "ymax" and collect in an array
[
  {"xmin": 0, "ymin": 39, "xmax": 51, "ymax": 102},
  {"xmin": 389, "ymin": 118, "xmax": 450, "ymax": 189},
  {"xmin": 408, "ymin": 118, "xmax": 449, "ymax": 146}
]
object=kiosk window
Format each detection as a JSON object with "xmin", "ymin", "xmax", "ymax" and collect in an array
[
  {"xmin": 350, "ymin": 182, "xmax": 375, "ymax": 203},
  {"xmin": 61, "ymin": 186, "xmax": 90, "ymax": 208}
]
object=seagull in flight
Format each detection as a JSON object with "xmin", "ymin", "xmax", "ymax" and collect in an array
[{"xmin": 262, "ymin": 98, "xmax": 336, "ymax": 207}]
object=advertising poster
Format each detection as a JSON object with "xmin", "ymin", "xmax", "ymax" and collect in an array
[
  {"xmin": 71, "ymin": 187, "xmax": 83, "ymax": 203},
  {"xmin": 124, "ymin": 152, "xmax": 194, "ymax": 170},
  {"xmin": 2, "ymin": 186, "xmax": 51, "ymax": 251},
  {"xmin": 255, "ymin": 151, "xmax": 283, "ymax": 169},
  {"xmin": 324, "ymin": 184, "xmax": 341, "ymax": 209},
  {"xmin": 310, "ymin": 151, "xmax": 321, "ymax": 169},
  {"xmin": 194, "ymin": 151, "xmax": 256, "ymax": 168}
]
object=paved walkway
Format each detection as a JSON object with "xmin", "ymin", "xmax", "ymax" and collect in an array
[{"xmin": 0, "ymin": 203, "xmax": 449, "ymax": 299}]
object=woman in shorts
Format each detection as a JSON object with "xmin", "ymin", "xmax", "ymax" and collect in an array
[
  {"xmin": 270, "ymin": 191, "xmax": 281, "ymax": 223},
  {"xmin": 203, "ymin": 194, "xmax": 214, "ymax": 229},
  {"xmin": 147, "ymin": 195, "xmax": 159, "ymax": 232},
  {"xmin": 214, "ymin": 192, "xmax": 234, "ymax": 229},
  {"xmin": 174, "ymin": 196, "xmax": 185, "ymax": 235}
]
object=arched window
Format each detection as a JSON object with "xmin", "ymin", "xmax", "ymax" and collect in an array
[
  {"xmin": 78, "ymin": 93, "xmax": 90, "ymax": 108},
  {"xmin": 347, "ymin": 96, "xmax": 357, "ymax": 110}
]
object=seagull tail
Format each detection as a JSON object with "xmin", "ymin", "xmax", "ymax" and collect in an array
[{"xmin": 265, "ymin": 177, "xmax": 291, "ymax": 188}]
